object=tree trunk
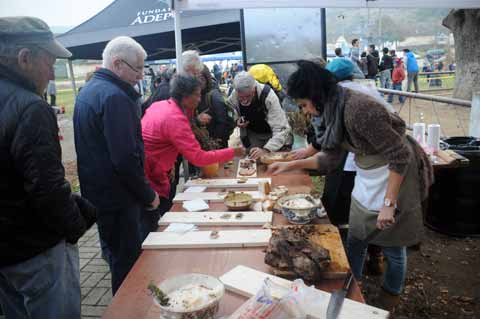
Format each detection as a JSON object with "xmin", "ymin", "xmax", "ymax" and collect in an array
[{"xmin": 442, "ymin": 9, "xmax": 480, "ymax": 102}]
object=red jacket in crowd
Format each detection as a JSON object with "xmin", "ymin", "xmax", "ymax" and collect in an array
[{"xmin": 392, "ymin": 62, "xmax": 406, "ymax": 84}]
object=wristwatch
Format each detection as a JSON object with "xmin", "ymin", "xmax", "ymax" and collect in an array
[{"xmin": 384, "ymin": 198, "xmax": 397, "ymax": 208}]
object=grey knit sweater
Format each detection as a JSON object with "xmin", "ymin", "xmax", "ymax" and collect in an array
[{"xmin": 317, "ymin": 88, "xmax": 433, "ymax": 200}]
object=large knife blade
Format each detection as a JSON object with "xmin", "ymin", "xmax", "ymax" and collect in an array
[
  {"xmin": 326, "ymin": 271, "xmax": 354, "ymax": 319},
  {"xmin": 325, "ymin": 222, "xmax": 390, "ymax": 319}
]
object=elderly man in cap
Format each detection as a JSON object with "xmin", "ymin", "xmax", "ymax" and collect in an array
[
  {"xmin": 228, "ymin": 71, "xmax": 292, "ymax": 160},
  {"xmin": 0, "ymin": 17, "xmax": 97, "ymax": 318},
  {"xmin": 74, "ymin": 36, "xmax": 160, "ymax": 295}
]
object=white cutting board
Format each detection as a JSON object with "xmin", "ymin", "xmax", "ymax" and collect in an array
[
  {"xmin": 158, "ymin": 211, "xmax": 273, "ymax": 226},
  {"xmin": 173, "ymin": 191, "xmax": 262, "ymax": 203},
  {"xmin": 220, "ymin": 265, "xmax": 389, "ymax": 319},
  {"xmin": 142, "ymin": 229, "xmax": 272, "ymax": 249},
  {"xmin": 184, "ymin": 178, "xmax": 271, "ymax": 189}
]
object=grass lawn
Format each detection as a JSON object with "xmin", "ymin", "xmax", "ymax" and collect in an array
[
  {"xmin": 56, "ymin": 89, "xmax": 76, "ymax": 118},
  {"xmin": 418, "ymin": 74, "xmax": 455, "ymax": 91}
]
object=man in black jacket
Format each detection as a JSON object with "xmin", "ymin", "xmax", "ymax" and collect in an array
[
  {"xmin": 0, "ymin": 17, "xmax": 97, "ymax": 319},
  {"xmin": 366, "ymin": 44, "xmax": 380, "ymax": 80},
  {"xmin": 74, "ymin": 36, "xmax": 159, "ymax": 295},
  {"xmin": 379, "ymin": 47, "xmax": 393, "ymax": 92}
]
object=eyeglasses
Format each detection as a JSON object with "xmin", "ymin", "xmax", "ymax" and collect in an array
[{"xmin": 121, "ymin": 59, "xmax": 143, "ymax": 74}]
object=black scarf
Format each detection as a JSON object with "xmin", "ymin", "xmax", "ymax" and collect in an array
[{"xmin": 312, "ymin": 85, "xmax": 346, "ymax": 150}]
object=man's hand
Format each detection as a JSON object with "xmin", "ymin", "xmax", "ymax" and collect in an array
[
  {"xmin": 197, "ymin": 113, "xmax": 212, "ymax": 125},
  {"xmin": 266, "ymin": 162, "xmax": 292, "ymax": 175},
  {"xmin": 249, "ymin": 147, "xmax": 268, "ymax": 160},
  {"xmin": 237, "ymin": 116, "xmax": 249, "ymax": 128},
  {"xmin": 147, "ymin": 192, "xmax": 160, "ymax": 211},
  {"xmin": 377, "ymin": 206, "xmax": 395, "ymax": 230}
]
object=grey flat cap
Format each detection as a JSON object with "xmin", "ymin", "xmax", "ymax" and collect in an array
[{"xmin": 0, "ymin": 16, "xmax": 72, "ymax": 58}]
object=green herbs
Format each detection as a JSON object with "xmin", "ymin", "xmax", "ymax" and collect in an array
[{"xmin": 147, "ymin": 282, "xmax": 170, "ymax": 306}]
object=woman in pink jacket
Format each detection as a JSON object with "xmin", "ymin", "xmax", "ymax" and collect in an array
[{"xmin": 141, "ymin": 74, "xmax": 245, "ymax": 234}]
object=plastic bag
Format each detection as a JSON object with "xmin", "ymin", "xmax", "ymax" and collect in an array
[{"xmin": 228, "ymin": 278, "xmax": 308, "ymax": 319}]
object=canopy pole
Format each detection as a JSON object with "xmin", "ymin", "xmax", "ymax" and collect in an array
[
  {"xmin": 321, "ymin": 8, "xmax": 327, "ymax": 59},
  {"xmin": 68, "ymin": 59, "xmax": 77, "ymax": 97},
  {"xmin": 173, "ymin": 7, "xmax": 183, "ymax": 71}
]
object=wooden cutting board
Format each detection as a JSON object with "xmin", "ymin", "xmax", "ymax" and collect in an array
[
  {"xmin": 220, "ymin": 265, "xmax": 389, "ymax": 319},
  {"xmin": 236, "ymin": 160, "xmax": 257, "ymax": 178},
  {"xmin": 184, "ymin": 178, "xmax": 271, "ymax": 189},
  {"xmin": 270, "ymin": 224, "xmax": 350, "ymax": 279},
  {"xmin": 158, "ymin": 211, "xmax": 273, "ymax": 226},
  {"xmin": 142, "ymin": 229, "xmax": 271, "ymax": 249},
  {"xmin": 173, "ymin": 191, "xmax": 262, "ymax": 203}
]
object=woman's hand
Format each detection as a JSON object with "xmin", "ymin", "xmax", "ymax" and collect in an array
[
  {"xmin": 377, "ymin": 206, "xmax": 396, "ymax": 230},
  {"xmin": 266, "ymin": 162, "xmax": 292, "ymax": 175},
  {"xmin": 290, "ymin": 148, "xmax": 309, "ymax": 160},
  {"xmin": 233, "ymin": 146, "xmax": 246, "ymax": 157},
  {"xmin": 168, "ymin": 168, "xmax": 176, "ymax": 182}
]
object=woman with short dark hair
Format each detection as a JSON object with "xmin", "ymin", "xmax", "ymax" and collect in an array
[
  {"xmin": 267, "ymin": 60, "xmax": 433, "ymax": 312},
  {"xmin": 141, "ymin": 74, "xmax": 245, "ymax": 234}
]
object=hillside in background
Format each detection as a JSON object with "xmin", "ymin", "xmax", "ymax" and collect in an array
[{"xmin": 326, "ymin": 8, "xmax": 451, "ymax": 46}]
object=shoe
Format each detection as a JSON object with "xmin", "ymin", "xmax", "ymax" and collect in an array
[{"xmin": 376, "ymin": 287, "xmax": 401, "ymax": 313}]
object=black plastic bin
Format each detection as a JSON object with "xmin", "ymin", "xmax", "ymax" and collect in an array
[{"xmin": 426, "ymin": 136, "xmax": 480, "ymax": 237}]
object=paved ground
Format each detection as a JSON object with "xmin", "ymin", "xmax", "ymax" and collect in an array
[{"xmin": 78, "ymin": 226, "xmax": 111, "ymax": 318}]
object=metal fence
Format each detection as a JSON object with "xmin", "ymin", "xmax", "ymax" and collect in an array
[
  {"xmin": 378, "ymin": 88, "xmax": 471, "ymax": 138},
  {"xmin": 418, "ymin": 71, "xmax": 455, "ymax": 92}
]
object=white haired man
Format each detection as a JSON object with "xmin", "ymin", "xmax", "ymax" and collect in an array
[
  {"xmin": 73, "ymin": 36, "xmax": 160, "ymax": 295},
  {"xmin": 0, "ymin": 17, "xmax": 97, "ymax": 319},
  {"xmin": 228, "ymin": 71, "xmax": 293, "ymax": 160}
]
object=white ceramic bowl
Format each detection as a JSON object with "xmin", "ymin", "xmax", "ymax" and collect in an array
[
  {"xmin": 153, "ymin": 273, "xmax": 224, "ymax": 319},
  {"xmin": 277, "ymin": 194, "xmax": 321, "ymax": 225}
]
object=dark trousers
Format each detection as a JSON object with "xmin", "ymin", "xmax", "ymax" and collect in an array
[
  {"xmin": 96, "ymin": 205, "xmax": 143, "ymax": 295},
  {"xmin": 140, "ymin": 163, "xmax": 180, "ymax": 239},
  {"xmin": 322, "ymin": 170, "xmax": 356, "ymax": 226},
  {"xmin": 50, "ymin": 94, "xmax": 56, "ymax": 106}
]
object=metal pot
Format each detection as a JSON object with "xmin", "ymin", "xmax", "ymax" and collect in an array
[{"xmin": 224, "ymin": 191, "xmax": 253, "ymax": 211}]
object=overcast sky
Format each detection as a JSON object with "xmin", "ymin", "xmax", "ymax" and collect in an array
[{"xmin": 0, "ymin": 0, "xmax": 114, "ymax": 27}]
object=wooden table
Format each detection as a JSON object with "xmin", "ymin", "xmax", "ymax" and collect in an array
[{"xmin": 102, "ymin": 161, "xmax": 365, "ymax": 319}]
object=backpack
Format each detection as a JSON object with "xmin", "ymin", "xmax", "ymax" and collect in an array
[{"xmin": 205, "ymin": 90, "xmax": 236, "ymax": 138}]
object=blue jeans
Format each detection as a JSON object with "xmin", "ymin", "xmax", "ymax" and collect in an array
[
  {"xmin": 0, "ymin": 241, "xmax": 80, "ymax": 319},
  {"xmin": 388, "ymin": 83, "xmax": 406, "ymax": 104},
  {"xmin": 97, "ymin": 205, "xmax": 143, "ymax": 295},
  {"xmin": 347, "ymin": 234, "xmax": 407, "ymax": 295},
  {"xmin": 379, "ymin": 69, "xmax": 392, "ymax": 93}
]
